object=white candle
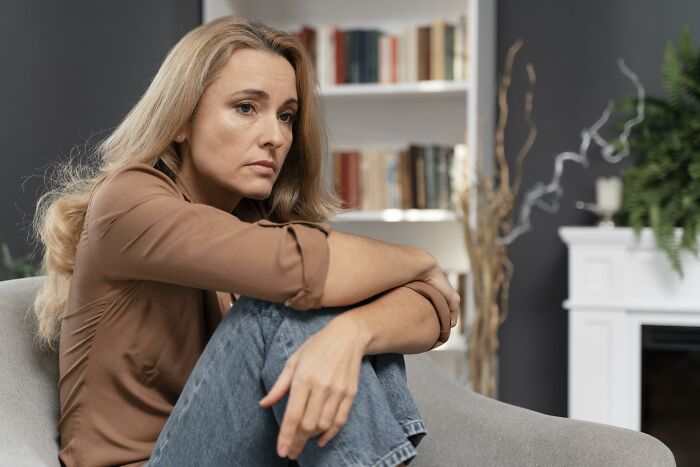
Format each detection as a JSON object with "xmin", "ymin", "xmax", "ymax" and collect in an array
[{"xmin": 595, "ymin": 176, "xmax": 622, "ymax": 212}]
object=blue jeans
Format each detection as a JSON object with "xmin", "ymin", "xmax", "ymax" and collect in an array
[{"xmin": 144, "ymin": 296, "xmax": 428, "ymax": 466}]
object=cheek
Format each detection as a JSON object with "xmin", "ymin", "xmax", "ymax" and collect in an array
[{"xmin": 192, "ymin": 117, "xmax": 247, "ymax": 159}]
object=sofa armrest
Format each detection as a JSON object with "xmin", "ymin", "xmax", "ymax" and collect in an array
[
  {"xmin": 0, "ymin": 277, "xmax": 61, "ymax": 467},
  {"xmin": 404, "ymin": 353, "xmax": 675, "ymax": 466}
]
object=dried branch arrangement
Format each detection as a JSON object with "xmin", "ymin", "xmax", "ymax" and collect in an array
[{"xmin": 460, "ymin": 39, "xmax": 537, "ymax": 397}]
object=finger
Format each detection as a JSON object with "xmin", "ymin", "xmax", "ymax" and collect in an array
[
  {"xmin": 259, "ymin": 362, "xmax": 294, "ymax": 408},
  {"xmin": 288, "ymin": 383, "xmax": 330, "ymax": 459},
  {"xmin": 316, "ymin": 390, "xmax": 343, "ymax": 435},
  {"xmin": 317, "ymin": 392, "xmax": 355, "ymax": 448},
  {"xmin": 301, "ymin": 381, "xmax": 330, "ymax": 433},
  {"xmin": 277, "ymin": 378, "xmax": 310, "ymax": 458}
]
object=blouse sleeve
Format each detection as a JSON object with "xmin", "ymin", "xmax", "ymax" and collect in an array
[
  {"xmin": 85, "ymin": 163, "xmax": 331, "ymax": 310},
  {"xmin": 401, "ymin": 280, "xmax": 452, "ymax": 350}
]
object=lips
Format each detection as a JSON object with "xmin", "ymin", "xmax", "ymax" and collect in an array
[
  {"xmin": 247, "ymin": 160, "xmax": 276, "ymax": 175},
  {"xmin": 247, "ymin": 160, "xmax": 276, "ymax": 172}
]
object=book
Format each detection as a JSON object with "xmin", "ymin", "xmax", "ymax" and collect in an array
[
  {"xmin": 424, "ymin": 144, "xmax": 436, "ymax": 208},
  {"xmin": 335, "ymin": 29, "xmax": 345, "ymax": 84},
  {"xmin": 436, "ymin": 145, "xmax": 451, "ymax": 209},
  {"xmin": 431, "ymin": 19, "xmax": 446, "ymax": 81},
  {"xmin": 399, "ymin": 147, "xmax": 413, "ymax": 209},
  {"xmin": 411, "ymin": 144, "xmax": 427, "ymax": 208},
  {"xmin": 445, "ymin": 23, "xmax": 455, "ymax": 80},
  {"xmin": 418, "ymin": 25, "xmax": 431, "ymax": 81}
]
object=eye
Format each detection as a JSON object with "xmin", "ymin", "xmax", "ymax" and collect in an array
[
  {"xmin": 280, "ymin": 112, "xmax": 296, "ymax": 124},
  {"xmin": 235, "ymin": 102, "xmax": 256, "ymax": 115}
]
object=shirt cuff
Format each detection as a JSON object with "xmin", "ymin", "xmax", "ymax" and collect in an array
[
  {"xmin": 401, "ymin": 280, "xmax": 451, "ymax": 350},
  {"xmin": 257, "ymin": 219, "xmax": 332, "ymax": 310}
]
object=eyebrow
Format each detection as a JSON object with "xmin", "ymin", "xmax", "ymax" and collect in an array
[{"xmin": 229, "ymin": 88, "xmax": 298, "ymax": 107}]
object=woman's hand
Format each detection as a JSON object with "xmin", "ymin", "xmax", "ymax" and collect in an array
[
  {"xmin": 258, "ymin": 315, "xmax": 369, "ymax": 461},
  {"xmin": 420, "ymin": 262, "xmax": 461, "ymax": 327}
]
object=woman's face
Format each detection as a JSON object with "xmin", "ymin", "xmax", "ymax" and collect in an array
[{"xmin": 177, "ymin": 48, "xmax": 299, "ymax": 212}]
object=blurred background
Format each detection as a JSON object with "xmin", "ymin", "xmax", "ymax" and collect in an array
[{"xmin": 2, "ymin": 3, "xmax": 699, "ymax": 462}]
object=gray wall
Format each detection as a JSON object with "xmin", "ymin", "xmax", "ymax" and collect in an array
[
  {"xmin": 0, "ymin": 0, "xmax": 200, "ymax": 262},
  {"xmin": 497, "ymin": 0, "xmax": 700, "ymax": 415}
]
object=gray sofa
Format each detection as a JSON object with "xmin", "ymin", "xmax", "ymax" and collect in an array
[{"xmin": 0, "ymin": 276, "xmax": 676, "ymax": 466}]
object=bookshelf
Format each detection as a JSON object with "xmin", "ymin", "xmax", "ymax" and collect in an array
[
  {"xmin": 203, "ymin": 0, "xmax": 496, "ymax": 362},
  {"xmin": 320, "ymin": 80, "xmax": 469, "ymax": 97},
  {"xmin": 334, "ymin": 209, "xmax": 460, "ymax": 222}
]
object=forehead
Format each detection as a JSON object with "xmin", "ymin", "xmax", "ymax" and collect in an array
[{"xmin": 209, "ymin": 48, "xmax": 297, "ymax": 99}]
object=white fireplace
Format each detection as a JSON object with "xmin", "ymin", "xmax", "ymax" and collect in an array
[{"xmin": 559, "ymin": 227, "xmax": 700, "ymax": 431}]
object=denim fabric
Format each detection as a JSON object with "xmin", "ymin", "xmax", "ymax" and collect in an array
[{"xmin": 144, "ymin": 296, "xmax": 428, "ymax": 466}]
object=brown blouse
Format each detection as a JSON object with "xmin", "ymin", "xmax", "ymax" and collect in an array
[{"xmin": 57, "ymin": 161, "xmax": 448, "ymax": 466}]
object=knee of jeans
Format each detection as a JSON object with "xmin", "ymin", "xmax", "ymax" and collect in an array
[
  {"xmin": 233, "ymin": 296, "xmax": 294, "ymax": 314},
  {"xmin": 234, "ymin": 296, "xmax": 353, "ymax": 323},
  {"xmin": 231, "ymin": 296, "xmax": 291, "ymax": 322}
]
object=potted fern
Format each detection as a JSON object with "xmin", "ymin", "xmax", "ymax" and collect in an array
[{"xmin": 618, "ymin": 26, "xmax": 700, "ymax": 278}]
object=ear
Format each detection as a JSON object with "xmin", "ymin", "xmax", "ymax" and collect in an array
[{"xmin": 174, "ymin": 121, "xmax": 191, "ymax": 143}]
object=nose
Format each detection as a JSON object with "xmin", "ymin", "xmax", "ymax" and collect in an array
[{"xmin": 260, "ymin": 112, "xmax": 286, "ymax": 149}]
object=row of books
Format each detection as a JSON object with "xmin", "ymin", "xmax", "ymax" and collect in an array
[
  {"xmin": 295, "ymin": 14, "xmax": 469, "ymax": 86},
  {"xmin": 332, "ymin": 143, "xmax": 468, "ymax": 211}
]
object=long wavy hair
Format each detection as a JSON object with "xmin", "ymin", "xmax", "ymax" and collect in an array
[{"xmin": 30, "ymin": 15, "xmax": 342, "ymax": 348}]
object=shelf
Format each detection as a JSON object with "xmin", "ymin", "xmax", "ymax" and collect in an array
[
  {"xmin": 330, "ymin": 209, "xmax": 462, "ymax": 222},
  {"xmin": 318, "ymin": 80, "xmax": 469, "ymax": 98}
]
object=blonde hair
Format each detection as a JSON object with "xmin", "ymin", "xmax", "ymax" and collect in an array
[{"xmin": 30, "ymin": 15, "xmax": 341, "ymax": 348}]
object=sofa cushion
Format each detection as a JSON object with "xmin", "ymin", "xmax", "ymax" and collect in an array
[{"xmin": 0, "ymin": 276, "xmax": 61, "ymax": 466}]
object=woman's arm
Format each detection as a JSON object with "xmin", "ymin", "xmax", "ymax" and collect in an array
[
  {"xmin": 320, "ymin": 230, "xmax": 436, "ymax": 308},
  {"xmin": 327, "ymin": 281, "xmax": 449, "ymax": 355},
  {"xmin": 87, "ymin": 163, "xmax": 444, "ymax": 313}
]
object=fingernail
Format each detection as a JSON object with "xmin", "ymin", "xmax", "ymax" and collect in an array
[{"xmin": 278, "ymin": 445, "xmax": 289, "ymax": 457}]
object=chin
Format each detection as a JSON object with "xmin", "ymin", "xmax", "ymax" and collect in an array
[{"xmin": 246, "ymin": 188, "xmax": 273, "ymax": 200}]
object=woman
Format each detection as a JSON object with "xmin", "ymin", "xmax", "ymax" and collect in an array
[{"xmin": 32, "ymin": 16, "xmax": 460, "ymax": 467}]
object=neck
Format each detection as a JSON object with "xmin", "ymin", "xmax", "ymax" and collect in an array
[{"xmin": 175, "ymin": 153, "xmax": 241, "ymax": 213}]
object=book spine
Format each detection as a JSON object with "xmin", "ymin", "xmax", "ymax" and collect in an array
[
  {"xmin": 414, "ymin": 146, "xmax": 426, "ymax": 209},
  {"xmin": 341, "ymin": 152, "xmax": 351, "ymax": 208},
  {"xmin": 379, "ymin": 35, "xmax": 390, "ymax": 84},
  {"xmin": 335, "ymin": 29, "xmax": 345, "ymax": 84},
  {"xmin": 333, "ymin": 151, "xmax": 342, "ymax": 205},
  {"xmin": 349, "ymin": 151, "xmax": 360, "ymax": 208},
  {"xmin": 353, "ymin": 30, "xmax": 367, "ymax": 83},
  {"xmin": 418, "ymin": 26, "xmax": 430, "ymax": 81},
  {"xmin": 431, "ymin": 19, "xmax": 445, "ymax": 80},
  {"xmin": 436, "ymin": 145, "xmax": 450, "ymax": 209},
  {"xmin": 346, "ymin": 30, "xmax": 354, "ymax": 83},
  {"xmin": 445, "ymin": 146, "xmax": 454, "ymax": 209},
  {"xmin": 371, "ymin": 148, "xmax": 380, "ymax": 210},
  {"xmin": 445, "ymin": 24, "xmax": 455, "ymax": 81},
  {"xmin": 389, "ymin": 149, "xmax": 401, "ymax": 209},
  {"xmin": 367, "ymin": 30, "xmax": 377, "ymax": 83},
  {"xmin": 400, "ymin": 148, "xmax": 412, "ymax": 208},
  {"xmin": 408, "ymin": 26, "xmax": 418, "ymax": 82},
  {"xmin": 360, "ymin": 149, "xmax": 369, "ymax": 210},
  {"xmin": 460, "ymin": 13, "xmax": 469, "ymax": 81},
  {"xmin": 424, "ymin": 145, "xmax": 435, "ymax": 208}
]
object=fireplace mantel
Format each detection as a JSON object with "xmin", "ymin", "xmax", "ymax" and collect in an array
[{"xmin": 559, "ymin": 226, "xmax": 700, "ymax": 430}]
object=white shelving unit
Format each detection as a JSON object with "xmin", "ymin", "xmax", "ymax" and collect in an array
[
  {"xmin": 203, "ymin": 1, "xmax": 496, "ymax": 363},
  {"xmin": 319, "ymin": 80, "xmax": 469, "ymax": 97},
  {"xmin": 334, "ymin": 209, "xmax": 461, "ymax": 223}
]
